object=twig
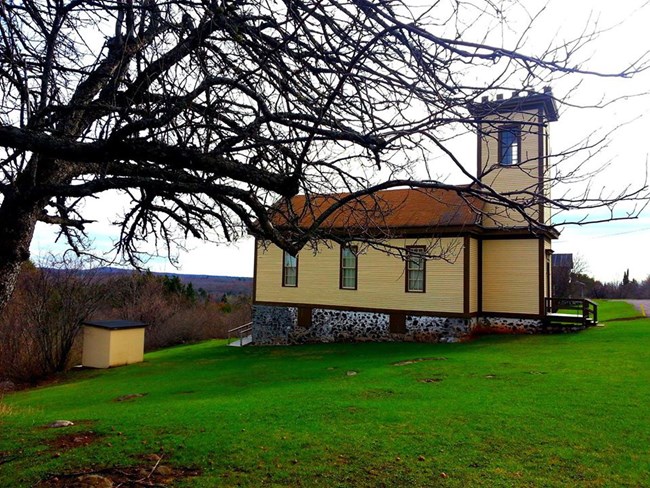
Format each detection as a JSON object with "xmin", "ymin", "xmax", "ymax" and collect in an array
[{"xmin": 145, "ymin": 454, "xmax": 163, "ymax": 480}]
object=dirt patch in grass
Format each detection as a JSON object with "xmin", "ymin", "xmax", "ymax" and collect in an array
[
  {"xmin": 362, "ymin": 388, "xmax": 395, "ymax": 399},
  {"xmin": 46, "ymin": 431, "xmax": 101, "ymax": 451},
  {"xmin": 418, "ymin": 378, "xmax": 443, "ymax": 383},
  {"xmin": 0, "ymin": 401, "xmax": 13, "ymax": 416},
  {"xmin": 0, "ymin": 450, "xmax": 18, "ymax": 466},
  {"xmin": 37, "ymin": 463, "xmax": 201, "ymax": 487},
  {"xmin": 392, "ymin": 357, "xmax": 447, "ymax": 366},
  {"xmin": 113, "ymin": 393, "xmax": 148, "ymax": 402}
]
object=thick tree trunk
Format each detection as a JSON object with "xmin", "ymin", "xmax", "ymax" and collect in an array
[
  {"xmin": 0, "ymin": 194, "xmax": 44, "ymax": 314},
  {"xmin": 0, "ymin": 152, "xmax": 76, "ymax": 315}
]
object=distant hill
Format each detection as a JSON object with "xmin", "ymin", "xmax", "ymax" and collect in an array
[
  {"xmin": 168, "ymin": 273, "xmax": 252, "ymax": 297},
  {"xmin": 67, "ymin": 267, "xmax": 253, "ymax": 298}
]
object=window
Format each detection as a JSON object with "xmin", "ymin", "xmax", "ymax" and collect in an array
[
  {"xmin": 406, "ymin": 246, "xmax": 426, "ymax": 293},
  {"xmin": 282, "ymin": 251, "xmax": 298, "ymax": 287},
  {"xmin": 340, "ymin": 245, "xmax": 358, "ymax": 290},
  {"xmin": 499, "ymin": 126, "xmax": 520, "ymax": 165}
]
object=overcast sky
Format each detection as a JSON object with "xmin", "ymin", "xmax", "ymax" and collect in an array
[{"xmin": 30, "ymin": 0, "xmax": 650, "ymax": 283}]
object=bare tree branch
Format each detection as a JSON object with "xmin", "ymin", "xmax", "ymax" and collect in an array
[{"xmin": 0, "ymin": 0, "xmax": 648, "ymax": 312}]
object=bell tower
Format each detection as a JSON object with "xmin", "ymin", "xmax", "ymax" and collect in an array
[{"xmin": 469, "ymin": 88, "xmax": 559, "ymax": 229}]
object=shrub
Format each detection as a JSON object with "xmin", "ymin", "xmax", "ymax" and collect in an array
[
  {"xmin": 0, "ymin": 257, "xmax": 105, "ymax": 382},
  {"xmin": 102, "ymin": 272, "xmax": 250, "ymax": 350}
]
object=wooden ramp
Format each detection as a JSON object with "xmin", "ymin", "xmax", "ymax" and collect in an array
[
  {"xmin": 228, "ymin": 335, "xmax": 253, "ymax": 347},
  {"xmin": 227, "ymin": 322, "xmax": 253, "ymax": 347}
]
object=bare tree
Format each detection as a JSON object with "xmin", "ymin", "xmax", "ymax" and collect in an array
[
  {"xmin": 23, "ymin": 256, "xmax": 106, "ymax": 372},
  {"xmin": 0, "ymin": 255, "xmax": 105, "ymax": 380},
  {"xmin": 0, "ymin": 0, "xmax": 648, "ymax": 313}
]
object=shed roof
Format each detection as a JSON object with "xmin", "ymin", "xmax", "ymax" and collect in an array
[
  {"xmin": 271, "ymin": 187, "xmax": 484, "ymax": 231},
  {"xmin": 83, "ymin": 320, "xmax": 147, "ymax": 330}
]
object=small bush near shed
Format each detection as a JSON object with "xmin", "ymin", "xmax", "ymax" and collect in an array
[{"xmin": 0, "ymin": 258, "xmax": 104, "ymax": 382}]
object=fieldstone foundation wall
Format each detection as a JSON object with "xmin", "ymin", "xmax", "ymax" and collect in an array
[
  {"xmin": 252, "ymin": 305, "xmax": 478, "ymax": 345},
  {"xmin": 252, "ymin": 306, "xmax": 591, "ymax": 345},
  {"xmin": 476, "ymin": 316, "xmax": 543, "ymax": 334},
  {"xmin": 252, "ymin": 305, "xmax": 297, "ymax": 344},
  {"xmin": 406, "ymin": 316, "xmax": 477, "ymax": 343},
  {"xmin": 302, "ymin": 309, "xmax": 390, "ymax": 343},
  {"xmin": 476, "ymin": 316, "xmax": 588, "ymax": 334}
]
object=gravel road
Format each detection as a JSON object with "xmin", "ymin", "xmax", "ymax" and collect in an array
[{"xmin": 623, "ymin": 299, "xmax": 650, "ymax": 315}]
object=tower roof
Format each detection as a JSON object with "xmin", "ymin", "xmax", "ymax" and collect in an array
[{"xmin": 468, "ymin": 88, "xmax": 559, "ymax": 122}]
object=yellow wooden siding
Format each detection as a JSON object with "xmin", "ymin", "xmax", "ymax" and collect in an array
[
  {"xmin": 256, "ymin": 239, "xmax": 465, "ymax": 313},
  {"xmin": 479, "ymin": 111, "xmax": 542, "ymax": 228},
  {"xmin": 108, "ymin": 328, "xmax": 145, "ymax": 367},
  {"xmin": 82, "ymin": 326, "xmax": 111, "ymax": 369},
  {"xmin": 469, "ymin": 238, "xmax": 479, "ymax": 313},
  {"xmin": 481, "ymin": 239, "xmax": 539, "ymax": 314}
]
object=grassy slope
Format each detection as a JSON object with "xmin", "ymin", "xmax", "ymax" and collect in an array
[
  {"xmin": 1, "ymin": 301, "xmax": 649, "ymax": 487},
  {"xmin": 594, "ymin": 299, "xmax": 644, "ymax": 322}
]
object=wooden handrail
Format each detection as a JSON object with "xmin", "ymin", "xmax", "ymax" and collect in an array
[
  {"xmin": 584, "ymin": 299, "xmax": 598, "ymax": 324},
  {"xmin": 228, "ymin": 321, "xmax": 253, "ymax": 344},
  {"xmin": 545, "ymin": 298, "xmax": 598, "ymax": 327},
  {"xmin": 228, "ymin": 322, "xmax": 252, "ymax": 334}
]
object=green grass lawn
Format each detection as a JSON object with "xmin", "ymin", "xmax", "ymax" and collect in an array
[
  {"xmin": 594, "ymin": 299, "xmax": 645, "ymax": 322},
  {"xmin": 1, "ymin": 301, "xmax": 649, "ymax": 487}
]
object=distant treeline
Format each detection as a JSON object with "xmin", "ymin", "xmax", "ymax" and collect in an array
[
  {"xmin": 590, "ymin": 270, "xmax": 650, "ymax": 299},
  {"xmin": 555, "ymin": 267, "xmax": 650, "ymax": 299}
]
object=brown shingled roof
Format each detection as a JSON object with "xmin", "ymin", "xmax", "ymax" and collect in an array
[{"xmin": 272, "ymin": 187, "xmax": 484, "ymax": 231}]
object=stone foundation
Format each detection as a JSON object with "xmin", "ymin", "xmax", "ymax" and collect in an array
[
  {"xmin": 476, "ymin": 316, "xmax": 587, "ymax": 334},
  {"xmin": 476, "ymin": 316, "xmax": 544, "ymax": 334},
  {"xmin": 252, "ymin": 306, "xmax": 592, "ymax": 345},
  {"xmin": 304, "ymin": 309, "xmax": 390, "ymax": 343},
  {"xmin": 252, "ymin": 305, "xmax": 478, "ymax": 345},
  {"xmin": 406, "ymin": 315, "xmax": 477, "ymax": 343},
  {"xmin": 251, "ymin": 305, "xmax": 297, "ymax": 344}
]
